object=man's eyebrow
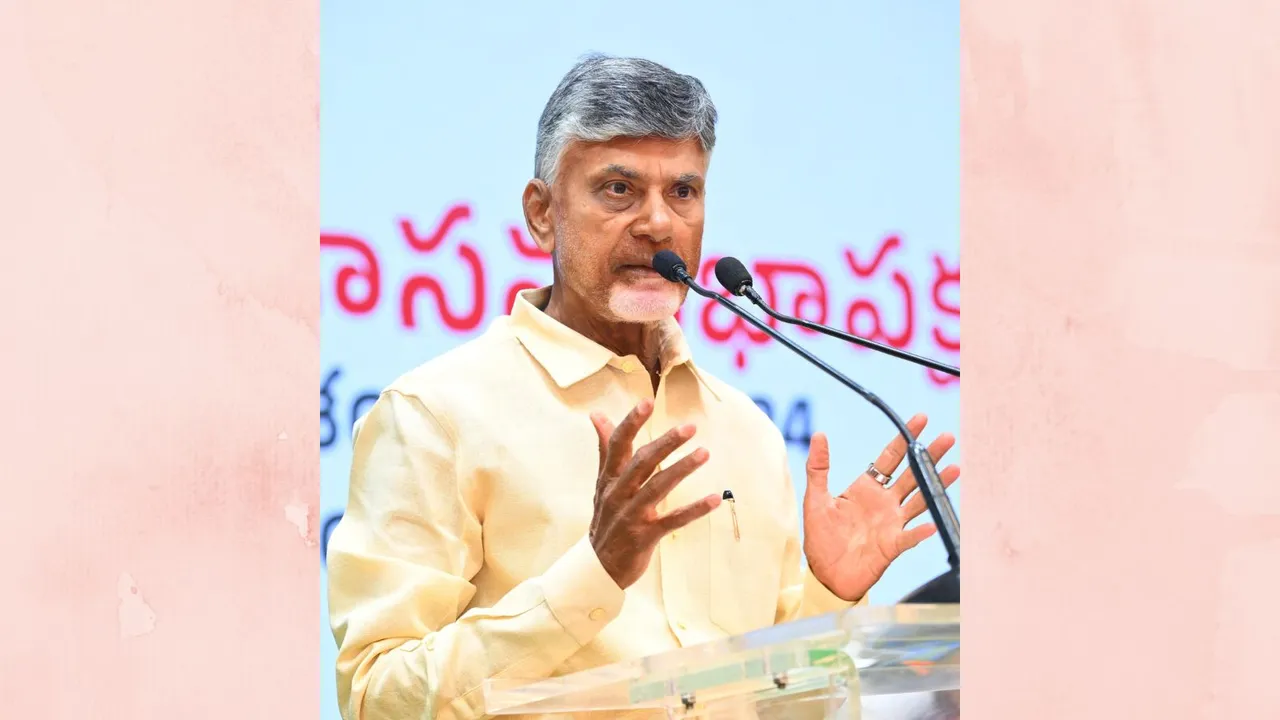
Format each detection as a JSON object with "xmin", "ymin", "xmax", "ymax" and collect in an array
[
  {"xmin": 595, "ymin": 166, "xmax": 704, "ymax": 185},
  {"xmin": 602, "ymin": 164, "xmax": 641, "ymax": 179}
]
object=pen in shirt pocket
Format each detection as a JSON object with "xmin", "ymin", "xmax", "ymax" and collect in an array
[{"xmin": 722, "ymin": 490, "xmax": 740, "ymax": 541}]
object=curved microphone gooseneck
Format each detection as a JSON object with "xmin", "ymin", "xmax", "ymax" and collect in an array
[
  {"xmin": 713, "ymin": 256, "xmax": 959, "ymax": 378},
  {"xmin": 652, "ymin": 250, "xmax": 959, "ymax": 603}
]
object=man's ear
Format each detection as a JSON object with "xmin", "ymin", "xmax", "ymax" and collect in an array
[{"xmin": 522, "ymin": 179, "xmax": 556, "ymax": 254}]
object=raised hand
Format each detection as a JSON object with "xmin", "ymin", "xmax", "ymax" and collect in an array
[
  {"xmin": 588, "ymin": 400, "xmax": 721, "ymax": 589},
  {"xmin": 802, "ymin": 414, "xmax": 961, "ymax": 601}
]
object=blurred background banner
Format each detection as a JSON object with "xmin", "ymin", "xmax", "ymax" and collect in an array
[{"xmin": 321, "ymin": 2, "xmax": 957, "ymax": 715}]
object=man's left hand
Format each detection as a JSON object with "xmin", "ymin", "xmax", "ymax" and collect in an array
[{"xmin": 802, "ymin": 414, "xmax": 960, "ymax": 602}]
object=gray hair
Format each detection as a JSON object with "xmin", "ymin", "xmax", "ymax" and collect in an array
[{"xmin": 534, "ymin": 54, "xmax": 718, "ymax": 185}]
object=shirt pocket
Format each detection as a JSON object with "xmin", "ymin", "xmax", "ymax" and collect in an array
[{"xmin": 705, "ymin": 496, "xmax": 787, "ymax": 635}]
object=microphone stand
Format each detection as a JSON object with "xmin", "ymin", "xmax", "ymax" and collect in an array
[
  {"xmin": 731, "ymin": 281, "xmax": 958, "ymax": 378},
  {"xmin": 667, "ymin": 262, "xmax": 960, "ymax": 603}
]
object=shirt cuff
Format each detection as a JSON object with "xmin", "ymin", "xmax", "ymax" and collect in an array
[
  {"xmin": 541, "ymin": 536, "xmax": 626, "ymax": 647},
  {"xmin": 803, "ymin": 564, "xmax": 863, "ymax": 615}
]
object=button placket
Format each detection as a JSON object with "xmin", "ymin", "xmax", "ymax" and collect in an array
[{"xmin": 651, "ymin": 373, "xmax": 691, "ymax": 644}]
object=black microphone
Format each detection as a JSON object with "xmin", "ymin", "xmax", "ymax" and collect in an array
[
  {"xmin": 714, "ymin": 256, "xmax": 958, "ymax": 378},
  {"xmin": 653, "ymin": 250, "xmax": 959, "ymax": 604}
]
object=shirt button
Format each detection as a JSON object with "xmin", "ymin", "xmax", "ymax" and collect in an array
[
  {"xmin": 676, "ymin": 621, "xmax": 687, "ymax": 631},
  {"xmin": 589, "ymin": 608, "xmax": 606, "ymax": 621},
  {"xmin": 620, "ymin": 359, "xmax": 637, "ymax": 373}
]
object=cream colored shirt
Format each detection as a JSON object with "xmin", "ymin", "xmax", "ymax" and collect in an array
[{"xmin": 327, "ymin": 287, "xmax": 857, "ymax": 720}]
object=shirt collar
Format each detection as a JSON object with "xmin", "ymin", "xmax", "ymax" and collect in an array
[{"xmin": 509, "ymin": 286, "xmax": 716, "ymax": 399}]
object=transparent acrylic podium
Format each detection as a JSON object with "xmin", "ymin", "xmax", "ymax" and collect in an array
[{"xmin": 483, "ymin": 603, "xmax": 959, "ymax": 719}]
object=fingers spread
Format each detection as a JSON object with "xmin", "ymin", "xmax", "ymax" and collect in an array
[
  {"xmin": 900, "ymin": 464, "xmax": 960, "ymax": 519},
  {"xmin": 892, "ymin": 432, "xmax": 956, "ymax": 502},
  {"xmin": 925, "ymin": 432, "xmax": 956, "ymax": 463},
  {"xmin": 656, "ymin": 493, "xmax": 722, "ymax": 534},
  {"xmin": 635, "ymin": 447, "xmax": 709, "ymax": 506},
  {"xmin": 871, "ymin": 414, "xmax": 927, "ymax": 478},
  {"xmin": 625, "ymin": 423, "xmax": 697, "ymax": 492}
]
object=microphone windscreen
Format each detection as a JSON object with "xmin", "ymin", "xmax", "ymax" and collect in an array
[
  {"xmin": 714, "ymin": 256, "xmax": 753, "ymax": 295},
  {"xmin": 651, "ymin": 250, "xmax": 687, "ymax": 282}
]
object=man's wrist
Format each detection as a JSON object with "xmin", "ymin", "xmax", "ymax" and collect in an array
[
  {"xmin": 804, "ymin": 561, "xmax": 865, "ymax": 608},
  {"xmin": 541, "ymin": 536, "xmax": 626, "ymax": 646}
]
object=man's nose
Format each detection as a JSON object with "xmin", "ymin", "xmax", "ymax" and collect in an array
[{"xmin": 632, "ymin": 191, "xmax": 674, "ymax": 244}]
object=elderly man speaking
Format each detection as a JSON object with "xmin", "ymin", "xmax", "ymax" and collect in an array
[{"xmin": 327, "ymin": 54, "xmax": 960, "ymax": 720}]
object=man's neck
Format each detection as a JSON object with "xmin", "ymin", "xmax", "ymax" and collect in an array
[{"xmin": 541, "ymin": 288, "xmax": 665, "ymax": 376}]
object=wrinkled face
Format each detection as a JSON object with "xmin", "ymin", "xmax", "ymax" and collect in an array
[{"xmin": 536, "ymin": 136, "xmax": 708, "ymax": 323}]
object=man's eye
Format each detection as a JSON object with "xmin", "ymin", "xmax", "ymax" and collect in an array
[
  {"xmin": 675, "ymin": 185, "xmax": 692, "ymax": 199},
  {"xmin": 606, "ymin": 182, "xmax": 629, "ymax": 195}
]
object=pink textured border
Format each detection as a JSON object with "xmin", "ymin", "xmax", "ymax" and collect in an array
[
  {"xmin": 1, "ymin": 1, "xmax": 319, "ymax": 717},
  {"xmin": 963, "ymin": 1, "xmax": 1280, "ymax": 717}
]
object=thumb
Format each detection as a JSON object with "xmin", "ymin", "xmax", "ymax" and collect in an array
[
  {"xmin": 804, "ymin": 432, "xmax": 831, "ymax": 499},
  {"xmin": 589, "ymin": 412, "xmax": 608, "ymax": 459},
  {"xmin": 589, "ymin": 412, "xmax": 615, "ymax": 505}
]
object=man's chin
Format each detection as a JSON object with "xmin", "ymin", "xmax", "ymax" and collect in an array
[{"xmin": 608, "ymin": 289, "xmax": 681, "ymax": 323}]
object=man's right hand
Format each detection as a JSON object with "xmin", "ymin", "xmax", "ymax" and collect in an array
[{"xmin": 587, "ymin": 400, "xmax": 721, "ymax": 590}]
